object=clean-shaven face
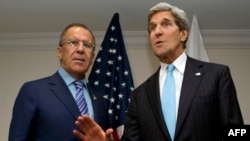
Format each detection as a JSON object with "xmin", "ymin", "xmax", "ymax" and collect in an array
[
  {"xmin": 57, "ymin": 26, "xmax": 95, "ymax": 79},
  {"xmin": 149, "ymin": 11, "xmax": 187, "ymax": 63}
]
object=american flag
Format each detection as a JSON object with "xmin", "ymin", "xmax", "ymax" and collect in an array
[{"xmin": 88, "ymin": 13, "xmax": 134, "ymax": 141}]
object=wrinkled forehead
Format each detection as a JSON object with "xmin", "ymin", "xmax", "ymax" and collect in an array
[
  {"xmin": 64, "ymin": 27, "xmax": 94, "ymax": 41},
  {"xmin": 149, "ymin": 11, "xmax": 174, "ymax": 23}
]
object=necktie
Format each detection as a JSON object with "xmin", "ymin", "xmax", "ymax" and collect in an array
[
  {"xmin": 74, "ymin": 81, "xmax": 88, "ymax": 115},
  {"xmin": 161, "ymin": 64, "xmax": 176, "ymax": 141}
]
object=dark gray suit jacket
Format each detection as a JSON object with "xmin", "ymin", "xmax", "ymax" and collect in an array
[{"xmin": 122, "ymin": 57, "xmax": 243, "ymax": 141}]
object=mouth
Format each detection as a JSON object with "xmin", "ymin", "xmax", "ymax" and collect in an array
[
  {"xmin": 73, "ymin": 58, "xmax": 85, "ymax": 63},
  {"xmin": 155, "ymin": 40, "xmax": 164, "ymax": 46}
]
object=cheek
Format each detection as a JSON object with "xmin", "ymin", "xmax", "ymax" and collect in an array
[
  {"xmin": 167, "ymin": 32, "xmax": 182, "ymax": 43},
  {"xmin": 149, "ymin": 33, "xmax": 154, "ymax": 41},
  {"xmin": 61, "ymin": 52, "xmax": 68, "ymax": 59},
  {"xmin": 61, "ymin": 50, "xmax": 73, "ymax": 62},
  {"xmin": 149, "ymin": 35, "xmax": 156, "ymax": 47}
]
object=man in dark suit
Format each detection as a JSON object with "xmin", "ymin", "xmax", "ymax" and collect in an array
[
  {"xmin": 73, "ymin": 2, "xmax": 244, "ymax": 141},
  {"xmin": 9, "ymin": 23, "xmax": 108, "ymax": 141}
]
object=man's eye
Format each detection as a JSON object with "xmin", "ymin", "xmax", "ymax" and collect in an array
[
  {"xmin": 83, "ymin": 42, "xmax": 91, "ymax": 48},
  {"xmin": 70, "ymin": 40, "xmax": 79, "ymax": 46},
  {"xmin": 162, "ymin": 21, "xmax": 171, "ymax": 27},
  {"xmin": 149, "ymin": 25, "xmax": 155, "ymax": 32}
]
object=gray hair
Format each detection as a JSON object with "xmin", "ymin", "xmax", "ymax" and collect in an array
[
  {"xmin": 148, "ymin": 2, "xmax": 190, "ymax": 47},
  {"xmin": 58, "ymin": 23, "xmax": 96, "ymax": 51}
]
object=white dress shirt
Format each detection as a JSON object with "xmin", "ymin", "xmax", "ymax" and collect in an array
[{"xmin": 159, "ymin": 52, "xmax": 187, "ymax": 118}]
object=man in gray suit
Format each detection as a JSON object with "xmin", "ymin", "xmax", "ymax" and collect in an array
[{"xmin": 73, "ymin": 2, "xmax": 243, "ymax": 141}]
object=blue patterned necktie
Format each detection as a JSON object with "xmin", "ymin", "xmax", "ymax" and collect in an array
[
  {"xmin": 74, "ymin": 81, "xmax": 88, "ymax": 115},
  {"xmin": 161, "ymin": 64, "xmax": 176, "ymax": 141}
]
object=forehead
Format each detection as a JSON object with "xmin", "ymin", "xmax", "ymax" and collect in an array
[
  {"xmin": 64, "ymin": 26, "xmax": 93, "ymax": 39},
  {"xmin": 150, "ymin": 11, "xmax": 175, "ymax": 24}
]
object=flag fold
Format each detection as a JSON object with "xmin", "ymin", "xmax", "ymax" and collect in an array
[{"xmin": 186, "ymin": 15, "xmax": 209, "ymax": 62}]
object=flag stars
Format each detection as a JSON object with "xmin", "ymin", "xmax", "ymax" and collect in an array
[
  {"xmin": 111, "ymin": 25, "xmax": 115, "ymax": 31},
  {"xmin": 95, "ymin": 69, "xmax": 100, "ymax": 74},
  {"xmin": 88, "ymin": 14, "xmax": 135, "ymax": 129},
  {"xmin": 109, "ymin": 48, "xmax": 117, "ymax": 54},
  {"xmin": 108, "ymin": 109, "xmax": 113, "ymax": 114},
  {"xmin": 106, "ymin": 71, "xmax": 111, "ymax": 76},
  {"xmin": 110, "ymin": 37, "xmax": 115, "ymax": 42},
  {"xmin": 116, "ymin": 105, "xmax": 120, "ymax": 109},
  {"xmin": 105, "ymin": 83, "xmax": 110, "ymax": 88},
  {"xmin": 118, "ymin": 93, "xmax": 123, "ymax": 99},
  {"xmin": 110, "ymin": 37, "xmax": 117, "ymax": 43},
  {"xmin": 110, "ymin": 97, "xmax": 115, "ymax": 103},
  {"xmin": 124, "ymin": 70, "xmax": 129, "ymax": 76},
  {"xmin": 103, "ymin": 95, "xmax": 108, "ymax": 99},
  {"xmin": 96, "ymin": 58, "xmax": 101, "ymax": 63},
  {"xmin": 107, "ymin": 60, "xmax": 114, "ymax": 65},
  {"xmin": 94, "ymin": 81, "xmax": 99, "ymax": 86},
  {"xmin": 117, "ymin": 55, "xmax": 122, "ymax": 61},
  {"xmin": 121, "ymin": 82, "xmax": 126, "ymax": 87},
  {"xmin": 130, "ymin": 87, "xmax": 134, "ymax": 91}
]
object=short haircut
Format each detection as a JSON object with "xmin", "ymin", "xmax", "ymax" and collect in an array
[
  {"xmin": 148, "ymin": 2, "xmax": 190, "ymax": 48},
  {"xmin": 58, "ymin": 23, "xmax": 95, "ymax": 50}
]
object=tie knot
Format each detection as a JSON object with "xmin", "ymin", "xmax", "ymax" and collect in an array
[
  {"xmin": 167, "ymin": 64, "xmax": 175, "ymax": 72},
  {"xmin": 74, "ymin": 81, "xmax": 83, "ymax": 89}
]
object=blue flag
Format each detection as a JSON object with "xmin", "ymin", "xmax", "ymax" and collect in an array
[{"xmin": 88, "ymin": 13, "xmax": 134, "ymax": 140}]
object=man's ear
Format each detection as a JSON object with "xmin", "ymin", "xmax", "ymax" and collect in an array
[
  {"xmin": 57, "ymin": 46, "xmax": 62, "ymax": 59},
  {"xmin": 180, "ymin": 30, "xmax": 188, "ymax": 42}
]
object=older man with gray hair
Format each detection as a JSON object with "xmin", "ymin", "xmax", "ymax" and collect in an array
[{"xmin": 73, "ymin": 2, "xmax": 243, "ymax": 141}]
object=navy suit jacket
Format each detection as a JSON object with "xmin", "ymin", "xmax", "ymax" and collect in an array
[
  {"xmin": 9, "ymin": 72, "xmax": 108, "ymax": 141},
  {"xmin": 122, "ymin": 57, "xmax": 243, "ymax": 141}
]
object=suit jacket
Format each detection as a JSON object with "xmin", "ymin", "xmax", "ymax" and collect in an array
[
  {"xmin": 9, "ymin": 72, "xmax": 108, "ymax": 141},
  {"xmin": 122, "ymin": 57, "xmax": 243, "ymax": 141}
]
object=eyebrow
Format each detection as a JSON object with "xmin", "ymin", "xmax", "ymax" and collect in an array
[
  {"xmin": 149, "ymin": 17, "xmax": 172, "ymax": 25},
  {"xmin": 161, "ymin": 17, "xmax": 172, "ymax": 23}
]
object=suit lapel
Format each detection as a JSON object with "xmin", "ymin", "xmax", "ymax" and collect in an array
[
  {"xmin": 175, "ymin": 57, "xmax": 205, "ymax": 137},
  {"xmin": 49, "ymin": 72, "xmax": 80, "ymax": 119},
  {"xmin": 87, "ymin": 85, "xmax": 100, "ymax": 121},
  {"xmin": 146, "ymin": 68, "xmax": 171, "ymax": 140}
]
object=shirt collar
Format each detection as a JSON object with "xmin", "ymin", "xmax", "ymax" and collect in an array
[
  {"xmin": 58, "ymin": 67, "xmax": 87, "ymax": 86},
  {"xmin": 160, "ymin": 52, "xmax": 187, "ymax": 75}
]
